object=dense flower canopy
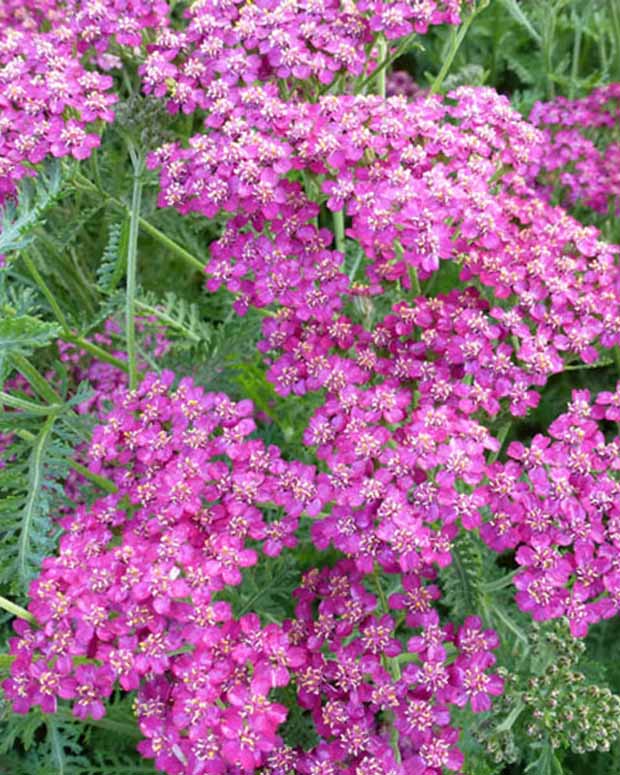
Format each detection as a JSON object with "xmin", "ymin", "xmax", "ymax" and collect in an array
[{"xmin": 2, "ymin": 0, "xmax": 620, "ymax": 773}]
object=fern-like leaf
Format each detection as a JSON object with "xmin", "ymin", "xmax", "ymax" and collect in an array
[
  {"xmin": 0, "ymin": 316, "xmax": 60, "ymax": 356},
  {"xmin": 134, "ymin": 289, "xmax": 214, "ymax": 347},
  {"xmin": 96, "ymin": 221, "xmax": 127, "ymax": 294},
  {"xmin": 0, "ymin": 160, "xmax": 68, "ymax": 255}
]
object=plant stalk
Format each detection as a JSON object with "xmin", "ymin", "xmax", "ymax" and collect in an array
[
  {"xmin": 0, "ymin": 595, "xmax": 35, "ymax": 624},
  {"xmin": 126, "ymin": 150, "xmax": 144, "ymax": 390}
]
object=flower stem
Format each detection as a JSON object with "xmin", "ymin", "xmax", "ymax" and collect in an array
[
  {"xmin": 10, "ymin": 353, "xmax": 62, "ymax": 406},
  {"xmin": 0, "ymin": 391, "xmax": 62, "ymax": 415},
  {"xmin": 61, "ymin": 332, "xmax": 129, "ymax": 372},
  {"xmin": 74, "ymin": 172, "xmax": 205, "ymax": 274},
  {"xmin": 373, "ymin": 569, "xmax": 402, "ymax": 765},
  {"xmin": 138, "ymin": 217, "xmax": 205, "ymax": 273},
  {"xmin": 356, "ymin": 33, "xmax": 418, "ymax": 94},
  {"xmin": 0, "ymin": 595, "xmax": 35, "ymax": 624},
  {"xmin": 126, "ymin": 148, "xmax": 144, "ymax": 391},
  {"xmin": 16, "ymin": 253, "xmax": 129, "ymax": 373},
  {"xmin": 481, "ymin": 569, "xmax": 519, "ymax": 592},
  {"xmin": 408, "ymin": 265, "xmax": 422, "ymax": 297},
  {"xmin": 488, "ymin": 421, "xmax": 511, "ymax": 464},
  {"xmin": 376, "ymin": 35, "xmax": 387, "ymax": 98},
  {"xmin": 68, "ymin": 460, "xmax": 118, "ymax": 494},
  {"xmin": 430, "ymin": 1, "xmax": 488, "ymax": 94},
  {"xmin": 19, "ymin": 252, "xmax": 70, "ymax": 331},
  {"xmin": 333, "ymin": 209, "xmax": 346, "ymax": 255}
]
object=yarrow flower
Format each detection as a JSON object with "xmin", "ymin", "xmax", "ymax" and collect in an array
[
  {"xmin": 287, "ymin": 561, "xmax": 503, "ymax": 771},
  {"xmin": 477, "ymin": 386, "xmax": 620, "ymax": 638},
  {"xmin": 4, "ymin": 372, "xmax": 331, "ymax": 773}
]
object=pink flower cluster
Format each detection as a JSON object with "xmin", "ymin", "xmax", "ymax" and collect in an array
[
  {"xmin": 0, "ymin": 0, "xmax": 468, "ymax": 201},
  {"xmin": 529, "ymin": 84, "xmax": 620, "ymax": 215},
  {"xmin": 4, "ymin": 372, "xmax": 329, "ymax": 772},
  {"xmin": 0, "ymin": 0, "xmax": 170, "ymax": 201},
  {"xmin": 0, "ymin": 25, "xmax": 115, "ymax": 200},
  {"xmin": 287, "ymin": 562, "xmax": 503, "ymax": 774},
  {"xmin": 476, "ymin": 385, "xmax": 620, "ymax": 638},
  {"xmin": 140, "ymin": 0, "xmax": 466, "ymax": 115},
  {"xmin": 151, "ymin": 85, "xmax": 620, "ymax": 411}
]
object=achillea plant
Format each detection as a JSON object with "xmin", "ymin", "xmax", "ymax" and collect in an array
[{"xmin": 1, "ymin": 1, "xmax": 620, "ymax": 774}]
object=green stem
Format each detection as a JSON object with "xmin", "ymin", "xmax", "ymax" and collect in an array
[
  {"xmin": 488, "ymin": 421, "xmax": 511, "ymax": 464},
  {"xmin": 61, "ymin": 332, "xmax": 129, "ymax": 373},
  {"xmin": 569, "ymin": 8, "xmax": 582, "ymax": 100},
  {"xmin": 356, "ymin": 33, "xmax": 418, "ymax": 94},
  {"xmin": 19, "ymin": 252, "xmax": 70, "ymax": 331},
  {"xmin": 68, "ymin": 460, "xmax": 118, "ymax": 494},
  {"xmin": 74, "ymin": 173, "xmax": 205, "ymax": 274},
  {"xmin": 482, "ymin": 569, "xmax": 519, "ymax": 593},
  {"xmin": 488, "ymin": 603, "xmax": 529, "ymax": 648},
  {"xmin": 496, "ymin": 699, "xmax": 525, "ymax": 733},
  {"xmin": 126, "ymin": 150, "xmax": 144, "ymax": 391},
  {"xmin": 333, "ymin": 209, "xmax": 346, "ymax": 255},
  {"xmin": 18, "ymin": 413, "xmax": 58, "ymax": 584},
  {"xmin": 611, "ymin": 0, "xmax": 620, "ymax": 80},
  {"xmin": 541, "ymin": 5, "xmax": 557, "ymax": 100},
  {"xmin": 0, "ymin": 595, "xmax": 35, "ymax": 624},
  {"xmin": 16, "ymin": 253, "xmax": 129, "ymax": 373},
  {"xmin": 9, "ymin": 353, "xmax": 62, "ymax": 405},
  {"xmin": 376, "ymin": 35, "xmax": 387, "ymax": 98},
  {"xmin": 563, "ymin": 358, "xmax": 614, "ymax": 371},
  {"xmin": 138, "ymin": 218, "xmax": 205, "ymax": 273},
  {"xmin": 0, "ymin": 391, "xmax": 62, "ymax": 415},
  {"xmin": 373, "ymin": 569, "xmax": 402, "ymax": 764},
  {"xmin": 408, "ymin": 265, "xmax": 422, "ymax": 297},
  {"xmin": 430, "ymin": 2, "xmax": 487, "ymax": 94}
]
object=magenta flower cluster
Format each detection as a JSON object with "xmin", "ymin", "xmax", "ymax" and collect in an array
[
  {"xmin": 529, "ymin": 84, "xmax": 620, "ymax": 215},
  {"xmin": 288, "ymin": 561, "xmax": 503, "ymax": 774},
  {"xmin": 477, "ymin": 385, "xmax": 620, "ymax": 638},
  {"xmin": 3, "ymin": 0, "xmax": 620, "ymax": 772},
  {"xmin": 151, "ymin": 85, "xmax": 620, "ymax": 377},
  {"xmin": 0, "ymin": 0, "xmax": 168, "ymax": 201},
  {"xmin": 4, "ymin": 372, "xmax": 327, "ymax": 772},
  {"xmin": 140, "ymin": 0, "xmax": 466, "ymax": 115}
]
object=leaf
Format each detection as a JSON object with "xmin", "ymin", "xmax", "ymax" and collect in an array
[
  {"xmin": 0, "ymin": 159, "xmax": 67, "ymax": 255},
  {"xmin": 134, "ymin": 289, "xmax": 213, "ymax": 347},
  {"xmin": 499, "ymin": 0, "xmax": 542, "ymax": 44},
  {"xmin": 96, "ymin": 221, "xmax": 128, "ymax": 294},
  {"xmin": 0, "ymin": 316, "xmax": 60, "ymax": 355},
  {"xmin": 17, "ymin": 413, "xmax": 58, "ymax": 585},
  {"xmin": 439, "ymin": 531, "xmax": 485, "ymax": 618}
]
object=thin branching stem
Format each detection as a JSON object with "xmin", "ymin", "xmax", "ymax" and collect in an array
[
  {"xmin": 430, "ymin": 1, "xmax": 489, "ymax": 94},
  {"xmin": 0, "ymin": 391, "xmax": 62, "ymax": 415},
  {"xmin": 16, "ymin": 254, "xmax": 129, "ymax": 373},
  {"xmin": 0, "ymin": 595, "xmax": 35, "ymax": 624},
  {"xmin": 126, "ymin": 147, "xmax": 144, "ymax": 390},
  {"xmin": 18, "ymin": 412, "xmax": 58, "ymax": 584},
  {"xmin": 333, "ymin": 209, "xmax": 346, "ymax": 255},
  {"xmin": 74, "ymin": 172, "xmax": 205, "ymax": 273}
]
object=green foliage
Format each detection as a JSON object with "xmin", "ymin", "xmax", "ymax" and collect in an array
[
  {"xmin": 135, "ymin": 289, "xmax": 217, "ymax": 349},
  {"xmin": 439, "ymin": 531, "xmax": 485, "ymax": 617},
  {"xmin": 219, "ymin": 551, "xmax": 303, "ymax": 623},
  {"xmin": 0, "ymin": 316, "xmax": 60, "ymax": 366},
  {"xmin": 0, "ymin": 699, "xmax": 149, "ymax": 775},
  {"xmin": 96, "ymin": 221, "xmax": 128, "ymax": 294},
  {"xmin": 0, "ymin": 384, "xmax": 92, "ymax": 593},
  {"xmin": 0, "ymin": 160, "xmax": 69, "ymax": 255}
]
